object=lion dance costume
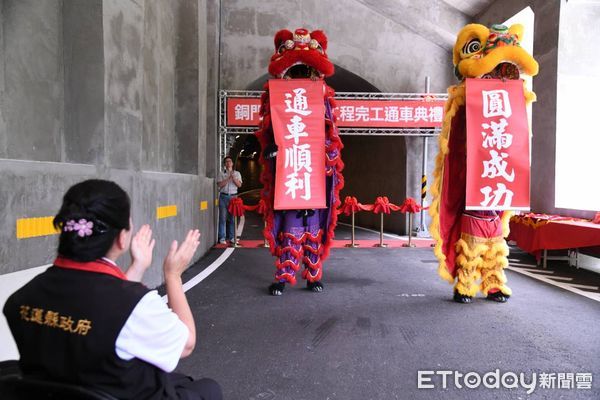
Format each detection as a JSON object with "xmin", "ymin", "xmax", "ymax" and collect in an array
[
  {"xmin": 256, "ymin": 28, "xmax": 344, "ymax": 296},
  {"xmin": 430, "ymin": 24, "xmax": 538, "ymax": 303}
]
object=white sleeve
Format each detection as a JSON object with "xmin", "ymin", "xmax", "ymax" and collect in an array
[
  {"xmin": 115, "ymin": 290, "xmax": 189, "ymax": 372},
  {"xmin": 235, "ymin": 171, "xmax": 242, "ymax": 183}
]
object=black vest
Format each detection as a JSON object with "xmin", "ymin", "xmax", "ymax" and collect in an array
[{"xmin": 3, "ymin": 266, "xmax": 179, "ymax": 399}]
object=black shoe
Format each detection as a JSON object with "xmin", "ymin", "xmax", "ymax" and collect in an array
[
  {"xmin": 453, "ymin": 290, "xmax": 472, "ymax": 304},
  {"xmin": 486, "ymin": 291, "xmax": 510, "ymax": 303},
  {"xmin": 269, "ymin": 282, "xmax": 285, "ymax": 296},
  {"xmin": 307, "ymin": 281, "xmax": 324, "ymax": 292}
]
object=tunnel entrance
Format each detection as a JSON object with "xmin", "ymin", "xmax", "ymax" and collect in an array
[{"xmin": 219, "ymin": 64, "xmax": 446, "ymax": 235}]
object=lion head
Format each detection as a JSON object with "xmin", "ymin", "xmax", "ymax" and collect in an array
[
  {"xmin": 453, "ymin": 23, "xmax": 538, "ymax": 81},
  {"xmin": 268, "ymin": 28, "xmax": 334, "ymax": 79}
]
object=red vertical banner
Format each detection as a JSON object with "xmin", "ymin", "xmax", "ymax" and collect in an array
[
  {"xmin": 465, "ymin": 78, "xmax": 530, "ymax": 210},
  {"xmin": 269, "ymin": 79, "xmax": 326, "ymax": 210}
]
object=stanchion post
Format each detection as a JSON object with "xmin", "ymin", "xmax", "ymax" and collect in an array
[
  {"xmin": 345, "ymin": 210, "xmax": 359, "ymax": 248},
  {"xmin": 232, "ymin": 215, "xmax": 241, "ymax": 248},
  {"xmin": 376, "ymin": 213, "xmax": 388, "ymax": 248},
  {"xmin": 403, "ymin": 212, "xmax": 416, "ymax": 248}
]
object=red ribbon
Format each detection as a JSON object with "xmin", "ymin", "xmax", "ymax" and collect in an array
[
  {"xmin": 340, "ymin": 196, "xmax": 363, "ymax": 215},
  {"xmin": 399, "ymin": 197, "xmax": 422, "ymax": 213},
  {"xmin": 255, "ymin": 198, "xmax": 268, "ymax": 215},
  {"xmin": 228, "ymin": 197, "xmax": 246, "ymax": 217},
  {"xmin": 372, "ymin": 196, "xmax": 400, "ymax": 214}
]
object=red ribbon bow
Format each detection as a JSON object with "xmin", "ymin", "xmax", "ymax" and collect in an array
[
  {"xmin": 399, "ymin": 197, "xmax": 422, "ymax": 213},
  {"xmin": 372, "ymin": 196, "xmax": 400, "ymax": 214},
  {"xmin": 228, "ymin": 197, "xmax": 245, "ymax": 217},
  {"xmin": 341, "ymin": 196, "xmax": 362, "ymax": 215}
]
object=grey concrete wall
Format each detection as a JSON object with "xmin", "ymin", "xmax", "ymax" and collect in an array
[
  {"xmin": 477, "ymin": 1, "xmax": 562, "ymax": 216},
  {"xmin": 176, "ymin": 0, "xmax": 199, "ymax": 175},
  {"xmin": 64, "ymin": 0, "xmax": 105, "ymax": 164},
  {"xmin": 220, "ymin": 0, "xmax": 465, "ymax": 93},
  {"xmin": 0, "ymin": 1, "xmax": 4, "ymax": 159},
  {"xmin": 1, "ymin": 0, "xmax": 64, "ymax": 162},
  {"xmin": 219, "ymin": 0, "xmax": 469, "ymax": 234},
  {"xmin": 0, "ymin": 0, "xmax": 215, "ymax": 289},
  {"xmin": 205, "ymin": 0, "xmax": 220, "ymax": 179}
]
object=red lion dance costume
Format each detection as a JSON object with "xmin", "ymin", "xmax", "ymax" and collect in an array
[
  {"xmin": 256, "ymin": 28, "xmax": 343, "ymax": 296},
  {"xmin": 430, "ymin": 24, "xmax": 538, "ymax": 303}
]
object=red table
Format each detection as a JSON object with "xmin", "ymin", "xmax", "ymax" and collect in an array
[{"xmin": 508, "ymin": 214, "xmax": 600, "ymax": 268}]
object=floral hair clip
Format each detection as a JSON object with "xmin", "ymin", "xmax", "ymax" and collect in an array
[{"xmin": 64, "ymin": 219, "xmax": 94, "ymax": 237}]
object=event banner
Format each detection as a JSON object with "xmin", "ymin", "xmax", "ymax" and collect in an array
[
  {"xmin": 335, "ymin": 99, "xmax": 444, "ymax": 127},
  {"xmin": 465, "ymin": 78, "xmax": 530, "ymax": 210},
  {"xmin": 226, "ymin": 97, "xmax": 444, "ymax": 128},
  {"xmin": 269, "ymin": 79, "xmax": 326, "ymax": 210}
]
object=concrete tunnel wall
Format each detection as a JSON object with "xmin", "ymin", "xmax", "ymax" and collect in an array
[
  {"xmin": 0, "ymin": 0, "xmax": 217, "ymax": 288},
  {"xmin": 218, "ymin": 0, "xmax": 469, "ymax": 235}
]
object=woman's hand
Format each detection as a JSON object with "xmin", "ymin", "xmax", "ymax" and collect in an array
[
  {"xmin": 164, "ymin": 229, "xmax": 201, "ymax": 279},
  {"xmin": 126, "ymin": 224, "xmax": 155, "ymax": 281}
]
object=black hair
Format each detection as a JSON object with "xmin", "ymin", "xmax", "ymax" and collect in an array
[
  {"xmin": 223, "ymin": 155, "xmax": 233, "ymax": 163},
  {"xmin": 53, "ymin": 179, "xmax": 131, "ymax": 262}
]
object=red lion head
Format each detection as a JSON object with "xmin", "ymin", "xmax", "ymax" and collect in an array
[{"xmin": 268, "ymin": 28, "xmax": 334, "ymax": 79}]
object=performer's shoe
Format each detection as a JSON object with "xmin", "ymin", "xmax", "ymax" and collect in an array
[
  {"xmin": 307, "ymin": 281, "xmax": 324, "ymax": 292},
  {"xmin": 486, "ymin": 291, "xmax": 510, "ymax": 303},
  {"xmin": 269, "ymin": 282, "xmax": 285, "ymax": 296},
  {"xmin": 453, "ymin": 290, "xmax": 472, "ymax": 304}
]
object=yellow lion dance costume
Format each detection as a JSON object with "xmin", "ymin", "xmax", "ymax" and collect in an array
[{"xmin": 430, "ymin": 23, "xmax": 538, "ymax": 303}]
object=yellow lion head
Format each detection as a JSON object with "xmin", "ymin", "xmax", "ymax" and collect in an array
[{"xmin": 453, "ymin": 23, "xmax": 538, "ymax": 81}]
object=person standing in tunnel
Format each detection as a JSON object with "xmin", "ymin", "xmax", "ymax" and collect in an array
[{"xmin": 217, "ymin": 156, "xmax": 242, "ymax": 245}]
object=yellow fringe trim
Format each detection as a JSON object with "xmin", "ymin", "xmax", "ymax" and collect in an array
[
  {"xmin": 430, "ymin": 85, "xmax": 465, "ymax": 284},
  {"xmin": 483, "ymin": 242, "xmax": 509, "ymax": 260},
  {"xmin": 438, "ymin": 263, "xmax": 456, "ymax": 284},
  {"xmin": 480, "ymin": 268, "xmax": 507, "ymax": 283},
  {"xmin": 455, "ymin": 254, "xmax": 483, "ymax": 271},
  {"xmin": 501, "ymin": 211, "xmax": 513, "ymax": 239},
  {"xmin": 455, "ymin": 238, "xmax": 492, "ymax": 259},
  {"xmin": 455, "ymin": 281, "xmax": 480, "ymax": 297},
  {"xmin": 480, "ymin": 257, "xmax": 508, "ymax": 271}
]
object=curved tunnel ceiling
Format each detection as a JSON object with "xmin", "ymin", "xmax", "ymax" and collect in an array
[{"xmin": 244, "ymin": 63, "xmax": 381, "ymax": 93}]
